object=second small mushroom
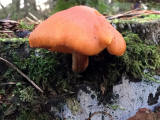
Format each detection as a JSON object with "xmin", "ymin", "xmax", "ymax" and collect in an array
[{"xmin": 29, "ymin": 5, "xmax": 126, "ymax": 72}]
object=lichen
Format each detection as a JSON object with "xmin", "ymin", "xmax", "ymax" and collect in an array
[{"xmin": 66, "ymin": 98, "xmax": 81, "ymax": 115}]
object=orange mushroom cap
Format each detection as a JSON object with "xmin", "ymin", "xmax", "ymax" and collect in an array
[
  {"xmin": 106, "ymin": 28, "xmax": 126, "ymax": 56},
  {"xmin": 29, "ymin": 5, "xmax": 114, "ymax": 56}
]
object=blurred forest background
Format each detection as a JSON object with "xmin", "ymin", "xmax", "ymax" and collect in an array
[{"xmin": 0, "ymin": 0, "xmax": 160, "ymax": 20}]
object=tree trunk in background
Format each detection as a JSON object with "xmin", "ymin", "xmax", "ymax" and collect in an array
[
  {"xmin": 0, "ymin": 2, "xmax": 8, "ymax": 16},
  {"xmin": 23, "ymin": 0, "xmax": 37, "ymax": 16},
  {"xmin": 12, "ymin": 0, "xmax": 20, "ymax": 11},
  {"xmin": 10, "ymin": 0, "xmax": 21, "ymax": 19},
  {"xmin": 28, "ymin": 0, "xmax": 37, "ymax": 11}
]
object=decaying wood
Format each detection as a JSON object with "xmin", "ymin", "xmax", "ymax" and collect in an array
[
  {"xmin": 28, "ymin": 12, "xmax": 39, "ymax": 22},
  {"xmin": 25, "ymin": 17, "xmax": 36, "ymax": 23},
  {"xmin": 0, "ymin": 20, "xmax": 19, "ymax": 37},
  {"xmin": 0, "ymin": 19, "xmax": 19, "ymax": 33},
  {"xmin": 0, "ymin": 57, "xmax": 44, "ymax": 93},
  {"xmin": 0, "ymin": 12, "xmax": 40, "ymax": 34},
  {"xmin": 26, "ymin": 12, "xmax": 41, "ymax": 24},
  {"xmin": 0, "ymin": 82, "xmax": 26, "ymax": 86},
  {"xmin": 0, "ymin": 30, "xmax": 13, "ymax": 33}
]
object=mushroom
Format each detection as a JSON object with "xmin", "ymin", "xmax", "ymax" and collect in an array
[
  {"xmin": 106, "ymin": 29, "xmax": 126, "ymax": 56},
  {"xmin": 29, "ymin": 5, "xmax": 126, "ymax": 72}
]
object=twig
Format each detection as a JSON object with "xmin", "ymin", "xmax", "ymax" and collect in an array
[
  {"xmin": 25, "ymin": 17, "xmax": 36, "ymax": 23},
  {"xmin": 28, "ymin": 12, "xmax": 39, "ymax": 21},
  {"xmin": 27, "ymin": 12, "xmax": 41, "ymax": 24},
  {"xmin": 106, "ymin": 8, "xmax": 140, "ymax": 20},
  {"xmin": 0, "ymin": 82, "xmax": 26, "ymax": 86},
  {"xmin": 0, "ymin": 57, "xmax": 44, "ymax": 93},
  {"xmin": 0, "ymin": 19, "xmax": 18, "ymax": 24},
  {"xmin": 87, "ymin": 111, "xmax": 113, "ymax": 120},
  {"xmin": 106, "ymin": 9, "xmax": 160, "ymax": 20},
  {"xmin": 25, "ymin": 17, "xmax": 40, "ymax": 24},
  {"xmin": 0, "ymin": 30, "xmax": 13, "ymax": 33}
]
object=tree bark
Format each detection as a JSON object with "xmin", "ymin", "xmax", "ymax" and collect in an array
[
  {"xmin": 23, "ymin": 0, "xmax": 37, "ymax": 16},
  {"xmin": 12, "ymin": 0, "xmax": 20, "ymax": 11}
]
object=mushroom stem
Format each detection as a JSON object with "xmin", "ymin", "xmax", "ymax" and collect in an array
[{"xmin": 72, "ymin": 52, "xmax": 89, "ymax": 73}]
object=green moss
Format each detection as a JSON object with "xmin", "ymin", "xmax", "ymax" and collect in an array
[
  {"xmin": 3, "ymin": 45, "xmax": 59, "ymax": 89},
  {"xmin": 18, "ymin": 21, "xmax": 34, "ymax": 30},
  {"xmin": 112, "ymin": 14, "xmax": 160, "ymax": 23},
  {"xmin": 16, "ymin": 109, "xmax": 52, "ymax": 120},
  {"xmin": 16, "ymin": 86, "xmax": 34, "ymax": 103},
  {"xmin": 121, "ymin": 32, "xmax": 160, "ymax": 80},
  {"xmin": 0, "ymin": 38, "xmax": 28, "ymax": 42}
]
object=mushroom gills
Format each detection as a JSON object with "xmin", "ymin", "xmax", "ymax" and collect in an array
[{"xmin": 72, "ymin": 52, "xmax": 89, "ymax": 73}]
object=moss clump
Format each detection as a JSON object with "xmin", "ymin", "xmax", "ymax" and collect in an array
[
  {"xmin": 18, "ymin": 21, "xmax": 34, "ymax": 30},
  {"xmin": 112, "ymin": 14, "xmax": 160, "ymax": 24},
  {"xmin": 2, "ymin": 44, "xmax": 59, "ymax": 90},
  {"xmin": 0, "ymin": 40, "xmax": 62, "ymax": 119},
  {"xmin": 0, "ymin": 38, "xmax": 28, "ymax": 42},
  {"xmin": 122, "ymin": 32, "xmax": 160, "ymax": 80},
  {"xmin": 16, "ymin": 110, "xmax": 52, "ymax": 120}
]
